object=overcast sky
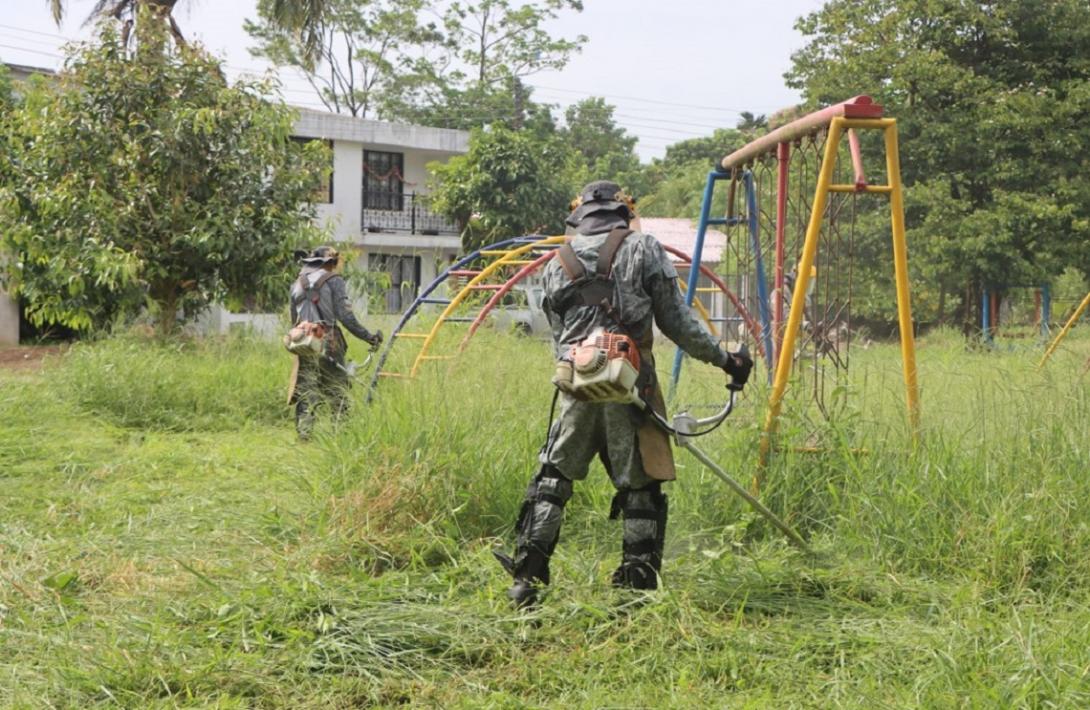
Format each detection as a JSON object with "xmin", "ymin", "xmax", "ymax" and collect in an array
[{"xmin": 1, "ymin": 0, "xmax": 826, "ymax": 160}]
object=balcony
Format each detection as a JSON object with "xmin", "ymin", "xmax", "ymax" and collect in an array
[{"xmin": 361, "ymin": 190, "xmax": 459, "ymax": 236}]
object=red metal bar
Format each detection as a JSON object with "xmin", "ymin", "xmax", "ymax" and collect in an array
[
  {"xmin": 460, "ymin": 251, "xmax": 556, "ymax": 349},
  {"xmin": 469, "ymin": 284, "xmax": 504, "ymax": 290},
  {"xmin": 662, "ymin": 244, "xmax": 766, "ymax": 360},
  {"xmin": 449, "ymin": 269, "xmax": 481, "ymax": 277},
  {"xmin": 848, "ymin": 129, "xmax": 867, "ymax": 190},
  {"xmin": 773, "ymin": 141, "xmax": 789, "ymax": 371},
  {"xmin": 721, "ymin": 96, "xmax": 883, "ymax": 169},
  {"xmin": 459, "ymin": 244, "xmax": 766, "ymax": 362}
]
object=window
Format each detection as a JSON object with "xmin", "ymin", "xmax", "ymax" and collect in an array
[
  {"xmin": 363, "ymin": 150, "xmax": 404, "ymax": 211},
  {"xmin": 290, "ymin": 137, "xmax": 334, "ymax": 204},
  {"xmin": 368, "ymin": 254, "xmax": 421, "ymax": 313}
]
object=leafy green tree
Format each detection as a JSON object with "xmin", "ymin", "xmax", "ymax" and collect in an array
[
  {"xmin": 428, "ymin": 125, "xmax": 580, "ymax": 250},
  {"xmin": 560, "ymin": 97, "xmax": 645, "ymax": 194},
  {"xmin": 443, "ymin": 0, "xmax": 587, "ymax": 88},
  {"xmin": 787, "ymin": 0, "xmax": 1090, "ymax": 326},
  {"xmin": 48, "ymin": 0, "xmax": 337, "ymax": 57},
  {"xmin": 0, "ymin": 25, "xmax": 326, "ymax": 334},
  {"xmin": 246, "ymin": 0, "xmax": 445, "ymax": 119}
]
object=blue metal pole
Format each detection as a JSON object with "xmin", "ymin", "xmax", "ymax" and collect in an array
[
  {"xmin": 981, "ymin": 288, "xmax": 991, "ymax": 344},
  {"xmin": 744, "ymin": 171, "xmax": 774, "ymax": 384},
  {"xmin": 671, "ymin": 170, "xmax": 726, "ymax": 391}
]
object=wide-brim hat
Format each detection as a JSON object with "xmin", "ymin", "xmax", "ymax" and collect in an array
[
  {"xmin": 565, "ymin": 180, "xmax": 634, "ymax": 227},
  {"xmin": 299, "ymin": 245, "xmax": 340, "ymax": 265}
]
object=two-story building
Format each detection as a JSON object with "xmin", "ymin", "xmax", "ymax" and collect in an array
[
  {"xmin": 206, "ymin": 108, "xmax": 469, "ymax": 335},
  {"xmin": 1, "ymin": 60, "xmax": 470, "ymax": 343},
  {"xmin": 298, "ymin": 108, "xmax": 468, "ymax": 312}
]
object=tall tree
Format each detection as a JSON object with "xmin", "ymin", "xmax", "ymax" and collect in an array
[
  {"xmin": 48, "ymin": 0, "xmax": 188, "ymax": 46},
  {"xmin": 561, "ymin": 98, "xmax": 639, "ymax": 179},
  {"xmin": 0, "ymin": 24, "xmax": 326, "ymax": 334},
  {"xmin": 787, "ymin": 0, "xmax": 1090, "ymax": 325},
  {"xmin": 48, "ymin": 0, "xmax": 336, "ymax": 58},
  {"xmin": 247, "ymin": 0, "xmax": 445, "ymax": 119},
  {"xmin": 442, "ymin": 0, "xmax": 586, "ymax": 88}
]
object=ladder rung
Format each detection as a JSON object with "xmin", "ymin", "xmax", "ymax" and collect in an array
[
  {"xmin": 420, "ymin": 297, "xmax": 451, "ymax": 305},
  {"xmin": 479, "ymin": 250, "xmax": 511, "ymax": 256},
  {"xmin": 828, "ymin": 184, "xmax": 892, "ymax": 194},
  {"xmin": 501, "ymin": 259, "xmax": 535, "ymax": 266},
  {"xmin": 419, "ymin": 355, "xmax": 454, "ymax": 361},
  {"xmin": 470, "ymin": 284, "xmax": 504, "ymax": 290},
  {"xmin": 449, "ymin": 270, "xmax": 480, "ymax": 277},
  {"xmin": 696, "ymin": 287, "xmax": 719, "ymax": 293},
  {"xmin": 395, "ymin": 332, "xmax": 428, "ymax": 339},
  {"xmin": 379, "ymin": 371, "xmax": 407, "ymax": 378},
  {"xmin": 444, "ymin": 317, "xmax": 475, "ymax": 322}
]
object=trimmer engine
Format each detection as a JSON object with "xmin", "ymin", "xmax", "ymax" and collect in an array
[{"xmin": 554, "ymin": 329, "xmax": 642, "ymax": 404}]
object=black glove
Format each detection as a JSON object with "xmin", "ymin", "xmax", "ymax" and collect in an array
[
  {"xmin": 368, "ymin": 330, "xmax": 384, "ymax": 348},
  {"xmin": 722, "ymin": 346, "xmax": 753, "ymax": 391}
]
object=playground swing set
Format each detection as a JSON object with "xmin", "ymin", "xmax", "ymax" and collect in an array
[{"xmin": 362, "ymin": 96, "xmax": 923, "ymax": 547}]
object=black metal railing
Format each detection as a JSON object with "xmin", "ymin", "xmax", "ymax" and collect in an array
[{"xmin": 361, "ymin": 190, "xmax": 459, "ymax": 236}]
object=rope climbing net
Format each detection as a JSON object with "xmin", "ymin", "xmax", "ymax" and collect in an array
[{"xmin": 678, "ymin": 96, "xmax": 921, "ymax": 466}]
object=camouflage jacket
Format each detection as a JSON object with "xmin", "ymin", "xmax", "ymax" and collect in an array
[
  {"xmin": 290, "ymin": 267, "xmax": 374, "ymax": 354},
  {"xmin": 541, "ymin": 222, "xmax": 729, "ymax": 369}
]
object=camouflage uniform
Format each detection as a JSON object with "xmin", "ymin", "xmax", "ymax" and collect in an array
[
  {"xmin": 503, "ymin": 182, "xmax": 735, "ymax": 603},
  {"xmin": 289, "ymin": 255, "xmax": 378, "ymax": 438}
]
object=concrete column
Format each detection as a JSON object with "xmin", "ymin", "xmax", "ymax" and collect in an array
[{"xmin": 0, "ymin": 289, "xmax": 18, "ymax": 346}]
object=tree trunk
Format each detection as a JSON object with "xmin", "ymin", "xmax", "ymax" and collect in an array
[{"xmin": 152, "ymin": 281, "xmax": 179, "ymax": 337}]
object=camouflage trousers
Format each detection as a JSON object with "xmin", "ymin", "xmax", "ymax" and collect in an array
[
  {"xmin": 291, "ymin": 356, "xmax": 351, "ymax": 439},
  {"xmin": 511, "ymin": 395, "xmax": 669, "ymax": 590}
]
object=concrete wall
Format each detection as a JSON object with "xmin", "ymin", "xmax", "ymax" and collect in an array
[{"xmin": 0, "ymin": 289, "xmax": 17, "ymax": 346}]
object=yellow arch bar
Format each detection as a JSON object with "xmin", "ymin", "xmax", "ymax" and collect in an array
[
  {"xmin": 410, "ymin": 236, "xmax": 567, "ymax": 377},
  {"xmin": 676, "ymin": 281, "xmax": 719, "ymax": 338}
]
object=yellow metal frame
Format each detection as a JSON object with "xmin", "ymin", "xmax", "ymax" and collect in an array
[
  {"xmin": 759, "ymin": 117, "xmax": 921, "ymax": 466},
  {"xmin": 1038, "ymin": 289, "xmax": 1090, "ymax": 369},
  {"xmin": 411, "ymin": 235, "xmax": 566, "ymax": 377},
  {"xmin": 407, "ymin": 236, "xmax": 728, "ymax": 378}
]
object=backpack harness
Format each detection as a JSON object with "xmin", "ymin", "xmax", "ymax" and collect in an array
[
  {"xmin": 284, "ymin": 271, "xmax": 340, "ymax": 358},
  {"xmin": 550, "ymin": 227, "xmax": 656, "ymax": 404}
]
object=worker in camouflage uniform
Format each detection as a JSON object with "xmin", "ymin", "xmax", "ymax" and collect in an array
[
  {"xmin": 495, "ymin": 181, "xmax": 753, "ymax": 607},
  {"xmin": 289, "ymin": 246, "xmax": 382, "ymax": 439}
]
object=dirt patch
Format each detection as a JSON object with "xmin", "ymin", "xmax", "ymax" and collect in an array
[{"xmin": 0, "ymin": 345, "xmax": 66, "ymax": 371}]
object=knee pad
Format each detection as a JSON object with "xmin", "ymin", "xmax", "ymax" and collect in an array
[
  {"xmin": 611, "ymin": 483, "xmax": 668, "ymax": 588},
  {"xmin": 513, "ymin": 465, "xmax": 574, "ymax": 580}
]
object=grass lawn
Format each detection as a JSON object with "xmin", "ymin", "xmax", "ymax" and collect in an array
[{"xmin": 2, "ymin": 328, "xmax": 1089, "ymax": 707}]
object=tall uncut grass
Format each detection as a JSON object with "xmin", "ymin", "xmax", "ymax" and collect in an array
[{"xmin": 1, "ymin": 326, "xmax": 1089, "ymax": 706}]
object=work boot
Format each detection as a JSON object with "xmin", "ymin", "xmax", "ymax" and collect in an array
[
  {"xmin": 611, "ymin": 561, "xmax": 658, "ymax": 590},
  {"xmin": 499, "ymin": 548, "xmax": 550, "ymax": 610},
  {"xmin": 507, "ymin": 578, "xmax": 541, "ymax": 609}
]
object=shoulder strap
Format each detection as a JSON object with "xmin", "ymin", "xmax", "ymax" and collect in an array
[
  {"xmin": 557, "ymin": 241, "xmax": 585, "ymax": 282},
  {"xmin": 595, "ymin": 227, "xmax": 633, "ymax": 278}
]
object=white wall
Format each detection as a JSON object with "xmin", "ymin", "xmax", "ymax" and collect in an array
[
  {"xmin": 315, "ymin": 139, "xmax": 364, "ymax": 243},
  {"xmin": 0, "ymin": 290, "xmax": 17, "ymax": 346}
]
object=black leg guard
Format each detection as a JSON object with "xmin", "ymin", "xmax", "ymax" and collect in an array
[
  {"xmin": 505, "ymin": 465, "xmax": 573, "ymax": 606},
  {"xmin": 610, "ymin": 483, "xmax": 668, "ymax": 590}
]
